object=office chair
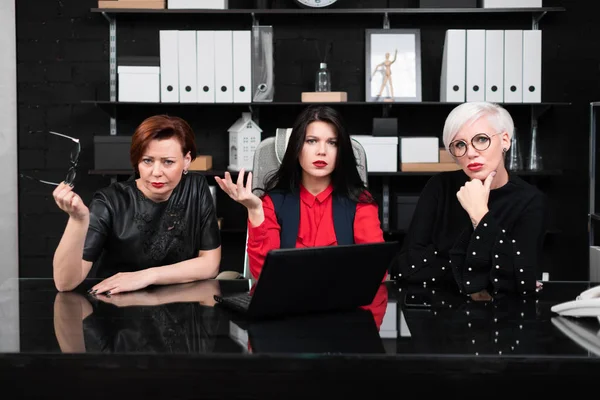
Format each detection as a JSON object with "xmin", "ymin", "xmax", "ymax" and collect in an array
[{"xmin": 216, "ymin": 128, "xmax": 368, "ymax": 280}]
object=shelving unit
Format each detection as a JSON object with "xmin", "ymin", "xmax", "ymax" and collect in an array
[
  {"xmin": 91, "ymin": 5, "xmax": 566, "ymax": 129},
  {"xmin": 91, "ymin": 7, "xmax": 564, "ymax": 15},
  {"xmin": 89, "ymin": 5, "xmax": 567, "ymax": 238},
  {"xmin": 82, "ymin": 99, "xmax": 571, "ymax": 113}
]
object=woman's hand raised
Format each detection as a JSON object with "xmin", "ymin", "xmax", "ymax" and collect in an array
[{"xmin": 214, "ymin": 169, "xmax": 262, "ymax": 212}]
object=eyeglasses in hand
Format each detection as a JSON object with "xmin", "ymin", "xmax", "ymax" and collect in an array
[{"xmin": 20, "ymin": 131, "xmax": 80, "ymax": 186}]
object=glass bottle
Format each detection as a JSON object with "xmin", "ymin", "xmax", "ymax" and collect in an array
[
  {"xmin": 315, "ymin": 62, "xmax": 331, "ymax": 92},
  {"xmin": 506, "ymin": 127, "xmax": 523, "ymax": 171},
  {"xmin": 527, "ymin": 123, "xmax": 543, "ymax": 171}
]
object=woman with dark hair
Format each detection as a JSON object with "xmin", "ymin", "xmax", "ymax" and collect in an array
[
  {"xmin": 52, "ymin": 115, "xmax": 221, "ymax": 294},
  {"xmin": 215, "ymin": 105, "xmax": 384, "ymax": 279}
]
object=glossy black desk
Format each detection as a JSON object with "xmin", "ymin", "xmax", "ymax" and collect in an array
[{"xmin": 1, "ymin": 278, "xmax": 599, "ymax": 398}]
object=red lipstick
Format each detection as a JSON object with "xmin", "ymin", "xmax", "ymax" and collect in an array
[
  {"xmin": 151, "ymin": 182, "xmax": 165, "ymax": 188},
  {"xmin": 313, "ymin": 161, "xmax": 328, "ymax": 168},
  {"xmin": 467, "ymin": 163, "xmax": 483, "ymax": 172}
]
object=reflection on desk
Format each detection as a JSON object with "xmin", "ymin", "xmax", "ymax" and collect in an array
[
  {"xmin": 20, "ymin": 278, "xmax": 593, "ymax": 358},
  {"xmin": 227, "ymin": 283, "xmax": 389, "ymax": 354},
  {"xmin": 4, "ymin": 279, "xmax": 600, "ymax": 397},
  {"xmin": 53, "ymin": 279, "xmax": 249, "ymax": 354},
  {"xmin": 395, "ymin": 281, "xmax": 600, "ymax": 357},
  {"xmin": 51, "ymin": 279, "xmax": 390, "ymax": 355},
  {"xmin": 0, "ymin": 278, "xmax": 595, "ymax": 357}
]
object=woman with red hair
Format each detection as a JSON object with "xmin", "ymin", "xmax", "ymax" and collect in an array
[{"xmin": 52, "ymin": 115, "xmax": 221, "ymax": 294}]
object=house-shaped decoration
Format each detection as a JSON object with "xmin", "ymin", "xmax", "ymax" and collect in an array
[{"xmin": 227, "ymin": 112, "xmax": 262, "ymax": 171}]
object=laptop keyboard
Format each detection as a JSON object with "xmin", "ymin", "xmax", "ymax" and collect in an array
[{"xmin": 221, "ymin": 292, "xmax": 252, "ymax": 312}]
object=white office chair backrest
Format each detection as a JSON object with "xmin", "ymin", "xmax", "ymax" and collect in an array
[{"xmin": 252, "ymin": 128, "xmax": 368, "ymax": 189}]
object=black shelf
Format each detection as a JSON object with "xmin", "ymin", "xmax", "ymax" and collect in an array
[
  {"xmin": 91, "ymin": 7, "xmax": 565, "ymax": 15},
  {"xmin": 82, "ymin": 100, "xmax": 572, "ymax": 118},
  {"xmin": 89, "ymin": 169, "xmax": 563, "ymax": 177},
  {"xmin": 83, "ymin": 100, "xmax": 571, "ymax": 106}
]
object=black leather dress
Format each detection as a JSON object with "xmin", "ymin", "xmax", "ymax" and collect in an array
[{"xmin": 83, "ymin": 172, "xmax": 221, "ymax": 278}]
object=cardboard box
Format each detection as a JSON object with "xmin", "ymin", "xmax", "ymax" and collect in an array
[
  {"xmin": 98, "ymin": 1, "xmax": 165, "ymax": 9},
  {"xmin": 301, "ymin": 92, "xmax": 348, "ymax": 103},
  {"xmin": 439, "ymin": 148, "xmax": 454, "ymax": 163},
  {"xmin": 189, "ymin": 155, "xmax": 213, "ymax": 171}
]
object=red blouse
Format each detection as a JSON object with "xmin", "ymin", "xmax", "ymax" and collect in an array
[{"xmin": 247, "ymin": 184, "xmax": 385, "ymax": 279}]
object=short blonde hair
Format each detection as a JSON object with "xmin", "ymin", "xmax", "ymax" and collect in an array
[{"xmin": 442, "ymin": 102, "xmax": 514, "ymax": 151}]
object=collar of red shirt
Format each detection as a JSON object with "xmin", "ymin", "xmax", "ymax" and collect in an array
[{"xmin": 299, "ymin": 183, "xmax": 334, "ymax": 207}]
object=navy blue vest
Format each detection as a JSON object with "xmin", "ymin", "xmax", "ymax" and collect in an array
[{"xmin": 269, "ymin": 190, "xmax": 356, "ymax": 249}]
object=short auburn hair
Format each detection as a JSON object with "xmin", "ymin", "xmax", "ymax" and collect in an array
[{"xmin": 130, "ymin": 115, "xmax": 197, "ymax": 173}]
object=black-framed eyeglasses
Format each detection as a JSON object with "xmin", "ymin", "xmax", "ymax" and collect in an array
[
  {"xmin": 20, "ymin": 131, "xmax": 80, "ymax": 186},
  {"xmin": 448, "ymin": 132, "xmax": 501, "ymax": 158}
]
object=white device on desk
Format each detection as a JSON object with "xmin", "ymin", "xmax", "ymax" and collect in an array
[{"xmin": 551, "ymin": 285, "xmax": 600, "ymax": 318}]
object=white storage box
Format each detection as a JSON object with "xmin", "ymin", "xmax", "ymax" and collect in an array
[
  {"xmin": 481, "ymin": 0, "xmax": 541, "ymax": 8},
  {"xmin": 168, "ymin": 0, "xmax": 228, "ymax": 9},
  {"xmin": 118, "ymin": 66, "xmax": 160, "ymax": 102},
  {"xmin": 400, "ymin": 137, "xmax": 439, "ymax": 163},
  {"xmin": 351, "ymin": 135, "xmax": 398, "ymax": 172}
]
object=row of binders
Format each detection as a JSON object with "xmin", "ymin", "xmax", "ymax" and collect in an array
[
  {"xmin": 440, "ymin": 29, "xmax": 542, "ymax": 103},
  {"xmin": 153, "ymin": 27, "xmax": 274, "ymax": 103},
  {"xmin": 161, "ymin": 30, "xmax": 250, "ymax": 103}
]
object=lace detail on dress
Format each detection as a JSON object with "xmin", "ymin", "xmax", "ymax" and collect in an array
[{"xmin": 133, "ymin": 189, "xmax": 189, "ymax": 263}]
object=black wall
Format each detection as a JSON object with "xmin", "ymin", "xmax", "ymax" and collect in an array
[{"xmin": 16, "ymin": 0, "xmax": 598, "ymax": 280}]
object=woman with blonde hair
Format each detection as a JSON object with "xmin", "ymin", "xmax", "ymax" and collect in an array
[{"xmin": 393, "ymin": 102, "xmax": 548, "ymax": 296}]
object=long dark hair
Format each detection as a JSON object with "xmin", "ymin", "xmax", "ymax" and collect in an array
[{"xmin": 262, "ymin": 105, "xmax": 373, "ymax": 203}]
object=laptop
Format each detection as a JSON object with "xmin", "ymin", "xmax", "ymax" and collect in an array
[{"xmin": 214, "ymin": 241, "xmax": 398, "ymax": 319}]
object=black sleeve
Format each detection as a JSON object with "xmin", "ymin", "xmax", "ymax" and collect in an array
[
  {"xmin": 82, "ymin": 192, "xmax": 112, "ymax": 262},
  {"xmin": 195, "ymin": 176, "xmax": 221, "ymax": 252},
  {"xmin": 449, "ymin": 192, "xmax": 547, "ymax": 296},
  {"xmin": 394, "ymin": 175, "xmax": 462, "ymax": 283}
]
